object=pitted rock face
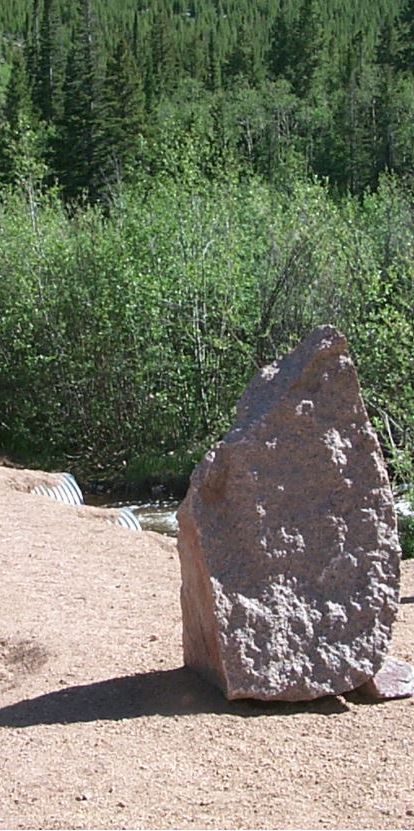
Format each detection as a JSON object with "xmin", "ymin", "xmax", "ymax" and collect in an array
[{"xmin": 177, "ymin": 325, "xmax": 401, "ymax": 701}]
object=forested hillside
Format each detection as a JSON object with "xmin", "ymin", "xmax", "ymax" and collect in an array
[
  {"xmin": 0, "ymin": 0, "xmax": 413, "ymax": 499},
  {"xmin": 1, "ymin": 0, "xmax": 414, "ymax": 196}
]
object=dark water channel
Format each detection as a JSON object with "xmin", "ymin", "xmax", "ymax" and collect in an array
[{"xmin": 85, "ymin": 494, "xmax": 180, "ymax": 536}]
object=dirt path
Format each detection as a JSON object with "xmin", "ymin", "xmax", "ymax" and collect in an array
[{"xmin": 0, "ymin": 465, "xmax": 413, "ymax": 830}]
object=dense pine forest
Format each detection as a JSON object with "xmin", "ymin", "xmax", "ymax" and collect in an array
[
  {"xmin": 3, "ymin": 0, "xmax": 414, "ymax": 198},
  {"xmin": 0, "ymin": 0, "xmax": 413, "ymax": 506}
]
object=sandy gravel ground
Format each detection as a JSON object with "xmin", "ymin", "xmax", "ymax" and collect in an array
[{"xmin": 0, "ymin": 464, "xmax": 413, "ymax": 831}]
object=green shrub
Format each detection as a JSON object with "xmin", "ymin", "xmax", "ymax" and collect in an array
[
  {"xmin": 398, "ymin": 515, "xmax": 414, "ymax": 560},
  {"xmin": 0, "ymin": 171, "xmax": 413, "ymax": 492},
  {"xmin": 125, "ymin": 448, "xmax": 203, "ymax": 498}
]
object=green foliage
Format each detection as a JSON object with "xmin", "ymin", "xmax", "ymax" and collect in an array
[
  {"xmin": 94, "ymin": 37, "xmax": 146, "ymax": 195},
  {"xmin": 1, "ymin": 0, "xmax": 414, "ymax": 196},
  {"xmin": 125, "ymin": 449, "xmax": 203, "ymax": 498},
  {"xmin": 0, "ymin": 47, "xmax": 47, "ymax": 189},
  {"xmin": 53, "ymin": 0, "xmax": 105, "ymax": 201},
  {"xmin": 0, "ymin": 0, "xmax": 413, "ymax": 493},
  {"xmin": 0, "ymin": 167, "xmax": 413, "ymax": 492},
  {"xmin": 399, "ymin": 516, "xmax": 414, "ymax": 559},
  {"xmin": 3, "ymin": 47, "xmax": 32, "ymax": 128},
  {"xmin": 397, "ymin": 489, "xmax": 414, "ymax": 559},
  {"xmin": 343, "ymin": 176, "xmax": 414, "ymax": 489},
  {"xmin": 34, "ymin": 0, "xmax": 66, "ymax": 122}
]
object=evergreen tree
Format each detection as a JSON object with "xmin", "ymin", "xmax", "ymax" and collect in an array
[
  {"xmin": 374, "ymin": 17, "xmax": 408, "ymax": 175},
  {"xmin": 395, "ymin": 0, "xmax": 414, "ymax": 71},
  {"xmin": 35, "ymin": 0, "xmax": 66, "ymax": 122},
  {"xmin": 99, "ymin": 38, "xmax": 145, "ymax": 188},
  {"xmin": 1, "ymin": 0, "xmax": 414, "ymax": 198},
  {"xmin": 24, "ymin": 0, "xmax": 41, "ymax": 99},
  {"xmin": 132, "ymin": 10, "xmax": 140, "ymax": 63},
  {"xmin": 150, "ymin": 4, "xmax": 179, "ymax": 96},
  {"xmin": 144, "ymin": 46, "xmax": 156, "ymax": 113},
  {"xmin": 267, "ymin": 0, "xmax": 321, "ymax": 96},
  {"xmin": 207, "ymin": 29, "xmax": 222, "ymax": 92},
  {"xmin": 186, "ymin": 28, "xmax": 207, "ymax": 83},
  {"xmin": 3, "ymin": 47, "xmax": 32, "ymax": 130},
  {"xmin": 0, "ymin": 47, "xmax": 44, "ymax": 188},
  {"xmin": 55, "ymin": 0, "xmax": 104, "ymax": 201}
]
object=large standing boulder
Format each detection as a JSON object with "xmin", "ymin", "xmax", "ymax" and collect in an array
[{"xmin": 177, "ymin": 326, "xmax": 401, "ymax": 701}]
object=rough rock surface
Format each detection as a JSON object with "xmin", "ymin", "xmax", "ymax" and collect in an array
[
  {"xmin": 357, "ymin": 657, "xmax": 414, "ymax": 700},
  {"xmin": 177, "ymin": 325, "xmax": 401, "ymax": 701}
]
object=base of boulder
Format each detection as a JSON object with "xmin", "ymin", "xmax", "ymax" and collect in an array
[{"xmin": 356, "ymin": 657, "xmax": 414, "ymax": 700}]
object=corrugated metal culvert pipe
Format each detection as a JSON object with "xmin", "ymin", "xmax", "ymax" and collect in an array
[
  {"xmin": 31, "ymin": 473, "xmax": 141, "ymax": 531},
  {"xmin": 31, "ymin": 472, "xmax": 84, "ymax": 505}
]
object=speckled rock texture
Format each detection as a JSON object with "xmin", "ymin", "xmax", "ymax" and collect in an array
[
  {"xmin": 177, "ymin": 325, "xmax": 401, "ymax": 702},
  {"xmin": 357, "ymin": 657, "xmax": 414, "ymax": 700}
]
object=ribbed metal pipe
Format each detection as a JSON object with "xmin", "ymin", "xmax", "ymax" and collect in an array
[
  {"xmin": 32, "ymin": 474, "xmax": 142, "ymax": 532},
  {"xmin": 115, "ymin": 507, "xmax": 142, "ymax": 531},
  {"xmin": 32, "ymin": 472, "xmax": 84, "ymax": 506}
]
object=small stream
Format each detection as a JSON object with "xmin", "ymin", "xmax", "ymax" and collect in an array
[{"xmin": 85, "ymin": 494, "xmax": 180, "ymax": 536}]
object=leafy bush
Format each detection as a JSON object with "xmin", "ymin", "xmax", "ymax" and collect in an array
[
  {"xmin": 0, "ymin": 169, "xmax": 413, "ymax": 492},
  {"xmin": 399, "ymin": 515, "xmax": 414, "ymax": 560},
  {"xmin": 396, "ymin": 490, "xmax": 414, "ymax": 560}
]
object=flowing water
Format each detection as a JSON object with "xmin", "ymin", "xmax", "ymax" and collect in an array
[{"xmin": 85, "ymin": 494, "xmax": 180, "ymax": 536}]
